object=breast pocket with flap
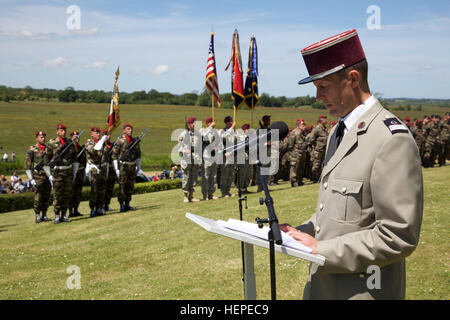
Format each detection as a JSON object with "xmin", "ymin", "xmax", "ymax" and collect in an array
[{"xmin": 330, "ymin": 178, "xmax": 363, "ymax": 223}]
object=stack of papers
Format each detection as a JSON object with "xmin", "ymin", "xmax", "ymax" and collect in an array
[{"xmin": 218, "ymin": 218, "xmax": 312, "ymax": 254}]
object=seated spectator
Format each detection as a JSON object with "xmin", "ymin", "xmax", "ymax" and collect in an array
[
  {"xmin": 10, "ymin": 171, "xmax": 19, "ymax": 187},
  {"xmin": 13, "ymin": 178, "xmax": 26, "ymax": 193}
]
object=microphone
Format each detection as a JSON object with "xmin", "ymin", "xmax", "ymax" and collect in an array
[{"xmin": 219, "ymin": 121, "xmax": 289, "ymax": 155}]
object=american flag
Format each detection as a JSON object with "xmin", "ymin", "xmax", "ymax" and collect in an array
[{"xmin": 205, "ymin": 32, "xmax": 221, "ymax": 107}]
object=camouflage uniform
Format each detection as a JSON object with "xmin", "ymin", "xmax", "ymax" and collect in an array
[
  {"xmin": 410, "ymin": 122, "xmax": 426, "ymax": 164},
  {"xmin": 44, "ymin": 136, "xmax": 77, "ymax": 222},
  {"xmin": 306, "ymin": 124, "xmax": 328, "ymax": 182},
  {"xmin": 201, "ymin": 125, "xmax": 219, "ymax": 200},
  {"xmin": 85, "ymin": 138, "xmax": 109, "ymax": 216},
  {"xmin": 111, "ymin": 135, "xmax": 141, "ymax": 209},
  {"xmin": 423, "ymin": 121, "xmax": 441, "ymax": 167},
  {"xmin": 289, "ymin": 127, "xmax": 308, "ymax": 186},
  {"xmin": 218, "ymin": 127, "xmax": 236, "ymax": 197},
  {"xmin": 178, "ymin": 128, "xmax": 201, "ymax": 202},
  {"xmin": 279, "ymin": 134, "xmax": 291, "ymax": 182},
  {"xmin": 25, "ymin": 144, "xmax": 51, "ymax": 222},
  {"xmin": 439, "ymin": 118, "xmax": 449, "ymax": 165},
  {"xmin": 69, "ymin": 142, "xmax": 86, "ymax": 217},
  {"xmin": 104, "ymin": 141, "xmax": 117, "ymax": 210}
]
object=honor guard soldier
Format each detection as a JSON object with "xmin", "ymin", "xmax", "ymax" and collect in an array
[
  {"xmin": 218, "ymin": 116, "xmax": 236, "ymax": 197},
  {"xmin": 112, "ymin": 123, "xmax": 142, "ymax": 212},
  {"xmin": 85, "ymin": 127, "xmax": 109, "ymax": 217},
  {"xmin": 25, "ymin": 131, "xmax": 52, "ymax": 223},
  {"xmin": 306, "ymin": 115, "xmax": 328, "ymax": 182},
  {"xmin": 281, "ymin": 29, "xmax": 423, "ymax": 300},
  {"xmin": 179, "ymin": 117, "xmax": 202, "ymax": 202},
  {"xmin": 69, "ymin": 131, "xmax": 86, "ymax": 217},
  {"xmin": 102, "ymin": 129, "xmax": 117, "ymax": 211},
  {"xmin": 200, "ymin": 117, "xmax": 219, "ymax": 201},
  {"xmin": 289, "ymin": 118, "xmax": 308, "ymax": 187},
  {"xmin": 43, "ymin": 124, "xmax": 77, "ymax": 224},
  {"xmin": 237, "ymin": 123, "xmax": 252, "ymax": 193}
]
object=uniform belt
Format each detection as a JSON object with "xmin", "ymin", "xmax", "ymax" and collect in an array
[
  {"xmin": 54, "ymin": 164, "xmax": 73, "ymax": 170},
  {"xmin": 120, "ymin": 160, "xmax": 136, "ymax": 165},
  {"xmin": 88, "ymin": 161, "xmax": 108, "ymax": 167}
]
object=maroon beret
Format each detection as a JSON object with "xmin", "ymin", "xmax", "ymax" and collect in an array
[
  {"xmin": 242, "ymin": 123, "xmax": 250, "ymax": 130},
  {"xmin": 205, "ymin": 116, "xmax": 213, "ymax": 124},
  {"xmin": 299, "ymin": 29, "xmax": 366, "ymax": 85},
  {"xmin": 224, "ymin": 116, "xmax": 232, "ymax": 123},
  {"xmin": 35, "ymin": 131, "xmax": 46, "ymax": 137},
  {"xmin": 123, "ymin": 123, "xmax": 133, "ymax": 129},
  {"xmin": 70, "ymin": 131, "xmax": 79, "ymax": 137},
  {"xmin": 187, "ymin": 117, "xmax": 196, "ymax": 124},
  {"xmin": 56, "ymin": 123, "xmax": 67, "ymax": 130},
  {"xmin": 296, "ymin": 118, "xmax": 305, "ymax": 124},
  {"xmin": 91, "ymin": 127, "xmax": 101, "ymax": 133}
]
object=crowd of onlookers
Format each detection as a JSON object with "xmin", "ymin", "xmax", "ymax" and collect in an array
[
  {"xmin": 144, "ymin": 165, "xmax": 183, "ymax": 182},
  {"xmin": 0, "ymin": 171, "xmax": 33, "ymax": 194}
]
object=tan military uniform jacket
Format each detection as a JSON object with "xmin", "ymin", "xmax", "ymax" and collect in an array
[{"xmin": 299, "ymin": 99, "xmax": 423, "ymax": 300}]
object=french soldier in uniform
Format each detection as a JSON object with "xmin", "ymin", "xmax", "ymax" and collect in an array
[
  {"xmin": 43, "ymin": 124, "xmax": 77, "ymax": 224},
  {"xmin": 25, "ymin": 131, "xmax": 52, "ymax": 223},
  {"xmin": 111, "ymin": 123, "xmax": 141, "ymax": 212},
  {"xmin": 69, "ymin": 131, "xmax": 86, "ymax": 217}
]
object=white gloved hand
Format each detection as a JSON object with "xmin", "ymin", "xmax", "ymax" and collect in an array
[
  {"xmin": 26, "ymin": 169, "xmax": 34, "ymax": 181},
  {"xmin": 48, "ymin": 175, "xmax": 54, "ymax": 187},
  {"xmin": 94, "ymin": 135, "xmax": 108, "ymax": 151},
  {"xmin": 113, "ymin": 160, "xmax": 120, "ymax": 178},
  {"xmin": 115, "ymin": 169, "xmax": 120, "ymax": 178},
  {"xmin": 30, "ymin": 179, "xmax": 36, "ymax": 187}
]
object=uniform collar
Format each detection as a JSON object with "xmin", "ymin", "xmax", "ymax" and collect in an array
[{"xmin": 339, "ymin": 95, "xmax": 376, "ymax": 136}]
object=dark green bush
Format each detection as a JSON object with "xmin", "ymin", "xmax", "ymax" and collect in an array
[{"xmin": 0, "ymin": 178, "xmax": 184, "ymax": 213}]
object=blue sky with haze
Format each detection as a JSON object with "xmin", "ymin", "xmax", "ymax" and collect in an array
[{"xmin": 1, "ymin": 0, "xmax": 449, "ymax": 98}]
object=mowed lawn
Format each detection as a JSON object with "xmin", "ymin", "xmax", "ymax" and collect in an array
[
  {"xmin": 1, "ymin": 101, "xmax": 449, "ymax": 160},
  {"xmin": 0, "ymin": 165, "xmax": 448, "ymax": 300}
]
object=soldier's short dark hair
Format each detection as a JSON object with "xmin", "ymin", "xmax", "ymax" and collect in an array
[{"xmin": 337, "ymin": 59, "xmax": 370, "ymax": 92}]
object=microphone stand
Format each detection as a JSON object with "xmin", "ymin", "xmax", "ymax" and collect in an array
[{"xmin": 254, "ymin": 127, "xmax": 283, "ymax": 301}]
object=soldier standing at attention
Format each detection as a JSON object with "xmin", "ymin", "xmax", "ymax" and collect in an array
[
  {"xmin": 218, "ymin": 116, "xmax": 236, "ymax": 197},
  {"xmin": 306, "ymin": 115, "xmax": 328, "ymax": 182},
  {"xmin": 43, "ymin": 124, "xmax": 77, "ymax": 224},
  {"xmin": 103, "ymin": 129, "xmax": 117, "ymax": 211},
  {"xmin": 201, "ymin": 117, "xmax": 219, "ymax": 201},
  {"xmin": 289, "ymin": 118, "xmax": 308, "ymax": 187},
  {"xmin": 112, "ymin": 123, "xmax": 141, "ymax": 212},
  {"xmin": 69, "ymin": 131, "xmax": 86, "ymax": 218},
  {"xmin": 85, "ymin": 127, "xmax": 109, "ymax": 217},
  {"xmin": 179, "ymin": 117, "xmax": 201, "ymax": 203},
  {"xmin": 25, "ymin": 131, "xmax": 52, "ymax": 223}
]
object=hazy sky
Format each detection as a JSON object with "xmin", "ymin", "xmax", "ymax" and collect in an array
[{"xmin": 1, "ymin": 0, "xmax": 449, "ymax": 99}]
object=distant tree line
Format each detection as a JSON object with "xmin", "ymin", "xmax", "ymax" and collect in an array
[
  {"xmin": 0, "ymin": 85, "xmax": 318, "ymax": 108},
  {"xmin": 1, "ymin": 85, "xmax": 449, "ymax": 108}
]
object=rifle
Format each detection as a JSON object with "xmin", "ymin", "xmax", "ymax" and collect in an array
[
  {"xmin": 119, "ymin": 128, "xmax": 149, "ymax": 162},
  {"xmin": 108, "ymin": 132, "xmax": 124, "ymax": 155},
  {"xmin": 75, "ymin": 145, "xmax": 86, "ymax": 161},
  {"xmin": 33, "ymin": 144, "xmax": 49, "ymax": 172},
  {"xmin": 48, "ymin": 129, "xmax": 85, "ymax": 169}
]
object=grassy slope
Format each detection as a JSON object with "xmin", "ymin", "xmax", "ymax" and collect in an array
[{"xmin": 0, "ymin": 166, "xmax": 448, "ymax": 300}]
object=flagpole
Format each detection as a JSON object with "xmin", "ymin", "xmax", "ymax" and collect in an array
[{"xmin": 211, "ymin": 95, "xmax": 215, "ymax": 122}]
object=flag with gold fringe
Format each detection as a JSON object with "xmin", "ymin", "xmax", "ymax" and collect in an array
[
  {"xmin": 107, "ymin": 67, "xmax": 121, "ymax": 133},
  {"xmin": 225, "ymin": 29, "xmax": 244, "ymax": 113},
  {"xmin": 244, "ymin": 36, "xmax": 259, "ymax": 109}
]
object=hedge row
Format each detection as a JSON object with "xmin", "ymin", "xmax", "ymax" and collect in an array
[{"xmin": 0, "ymin": 178, "xmax": 184, "ymax": 213}]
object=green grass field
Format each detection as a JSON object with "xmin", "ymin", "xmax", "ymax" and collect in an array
[
  {"xmin": 1, "ymin": 101, "xmax": 449, "ymax": 172},
  {"xmin": 0, "ymin": 165, "xmax": 448, "ymax": 300}
]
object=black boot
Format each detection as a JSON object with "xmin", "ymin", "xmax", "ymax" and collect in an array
[
  {"xmin": 119, "ymin": 201, "xmax": 126, "ymax": 212},
  {"xmin": 73, "ymin": 206, "xmax": 83, "ymax": 217},
  {"xmin": 61, "ymin": 209, "xmax": 71, "ymax": 223},
  {"xmin": 68, "ymin": 208, "xmax": 74, "ymax": 218},
  {"xmin": 125, "ymin": 201, "xmax": 136, "ymax": 211},
  {"xmin": 41, "ymin": 209, "xmax": 51, "ymax": 222},
  {"xmin": 96, "ymin": 206, "xmax": 105, "ymax": 216},
  {"xmin": 89, "ymin": 201, "xmax": 96, "ymax": 217},
  {"xmin": 54, "ymin": 211, "xmax": 61, "ymax": 224}
]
